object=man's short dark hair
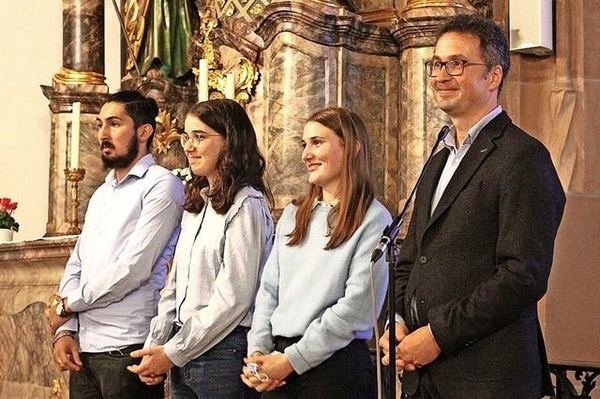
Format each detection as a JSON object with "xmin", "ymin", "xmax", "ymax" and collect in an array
[
  {"xmin": 105, "ymin": 91, "xmax": 159, "ymax": 150},
  {"xmin": 437, "ymin": 14, "xmax": 510, "ymax": 92}
]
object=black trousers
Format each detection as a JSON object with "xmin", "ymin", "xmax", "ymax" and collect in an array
[
  {"xmin": 70, "ymin": 343, "xmax": 164, "ymax": 399},
  {"xmin": 261, "ymin": 337, "xmax": 376, "ymax": 399}
]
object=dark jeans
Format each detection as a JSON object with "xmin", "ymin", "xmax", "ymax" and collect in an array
[
  {"xmin": 261, "ymin": 337, "xmax": 376, "ymax": 399},
  {"xmin": 170, "ymin": 326, "xmax": 259, "ymax": 399},
  {"xmin": 70, "ymin": 344, "xmax": 164, "ymax": 399}
]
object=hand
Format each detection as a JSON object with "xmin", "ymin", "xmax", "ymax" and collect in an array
[
  {"xmin": 127, "ymin": 346, "xmax": 174, "ymax": 385},
  {"xmin": 396, "ymin": 325, "xmax": 441, "ymax": 369},
  {"xmin": 379, "ymin": 323, "xmax": 417, "ymax": 372},
  {"xmin": 52, "ymin": 334, "xmax": 82, "ymax": 371},
  {"xmin": 241, "ymin": 353, "xmax": 289, "ymax": 392},
  {"xmin": 48, "ymin": 310, "xmax": 75, "ymax": 335}
]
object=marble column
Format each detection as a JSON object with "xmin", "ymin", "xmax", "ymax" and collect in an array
[
  {"xmin": 253, "ymin": 0, "xmax": 401, "ymax": 214},
  {"xmin": 41, "ymin": 0, "xmax": 110, "ymax": 236},
  {"xmin": 390, "ymin": 0, "xmax": 475, "ymax": 204}
]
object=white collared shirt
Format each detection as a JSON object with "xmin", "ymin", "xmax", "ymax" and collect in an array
[
  {"xmin": 430, "ymin": 106, "xmax": 502, "ymax": 215},
  {"xmin": 58, "ymin": 154, "xmax": 184, "ymax": 352}
]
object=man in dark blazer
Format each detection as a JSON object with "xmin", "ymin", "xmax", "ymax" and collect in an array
[{"xmin": 380, "ymin": 14, "xmax": 565, "ymax": 398}]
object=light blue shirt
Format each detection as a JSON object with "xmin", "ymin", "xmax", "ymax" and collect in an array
[
  {"xmin": 58, "ymin": 154, "xmax": 184, "ymax": 352},
  {"xmin": 145, "ymin": 186, "xmax": 274, "ymax": 367},
  {"xmin": 431, "ymin": 106, "xmax": 502, "ymax": 215},
  {"xmin": 248, "ymin": 199, "xmax": 392, "ymax": 375}
]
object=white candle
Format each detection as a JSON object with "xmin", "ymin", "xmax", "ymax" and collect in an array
[
  {"xmin": 225, "ymin": 73, "xmax": 235, "ymax": 100},
  {"xmin": 71, "ymin": 101, "xmax": 81, "ymax": 169},
  {"xmin": 198, "ymin": 59, "xmax": 209, "ymax": 102}
]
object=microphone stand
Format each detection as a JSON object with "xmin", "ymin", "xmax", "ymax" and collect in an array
[{"xmin": 371, "ymin": 126, "xmax": 449, "ymax": 399}]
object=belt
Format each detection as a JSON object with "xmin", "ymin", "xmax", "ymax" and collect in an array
[
  {"xmin": 273, "ymin": 336, "xmax": 302, "ymax": 352},
  {"xmin": 107, "ymin": 343, "xmax": 144, "ymax": 356},
  {"xmin": 172, "ymin": 324, "xmax": 249, "ymax": 336},
  {"xmin": 82, "ymin": 343, "xmax": 144, "ymax": 356}
]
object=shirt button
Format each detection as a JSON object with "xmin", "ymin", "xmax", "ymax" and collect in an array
[{"xmin": 419, "ymin": 256, "xmax": 428, "ymax": 264}]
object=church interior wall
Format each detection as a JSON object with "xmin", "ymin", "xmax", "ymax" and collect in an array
[{"xmin": 1, "ymin": 0, "xmax": 599, "ymax": 396}]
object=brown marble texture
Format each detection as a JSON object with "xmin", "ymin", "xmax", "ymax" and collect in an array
[
  {"xmin": 391, "ymin": 0, "xmax": 476, "ymax": 51},
  {"xmin": 254, "ymin": 0, "xmax": 401, "ymax": 213},
  {"xmin": 63, "ymin": 0, "xmax": 104, "ymax": 74},
  {"xmin": 253, "ymin": 0, "xmax": 399, "ymax": 58},
  {"xmin": 261, "ymin": 33, "xmax": 326, "ymax": 210},
  {"xmin": 43, "ymin": 99, "xmax": 107, "ymax": 237},
  {"xmin": 0, "ymin": 238, "xmax": 75, "ymax": 398}
]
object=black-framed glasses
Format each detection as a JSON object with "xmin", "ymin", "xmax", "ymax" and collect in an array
[
  {"xmin": 425, "ymin": 59, "xmax": 489, "ymax": 77},
  {"xmin": 180, "ymin": 132, "xmax": 221, "ymax": 147}
]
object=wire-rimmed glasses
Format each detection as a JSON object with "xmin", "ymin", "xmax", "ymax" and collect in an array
[
  {"xmin": 180, "ymin": 132, "xmax": 221, "ymax": 147},
  {"xmin": 425, "ymin": 59, "xmax": 489, "ymax": 77}
]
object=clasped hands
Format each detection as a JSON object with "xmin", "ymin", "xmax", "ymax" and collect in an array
[
  {"xmin": 379, "ymin": 322, "xmax": 441, "ymax": 372},
  {"xmin": 127, "ymin": 346, "xmax": 175, "ymax": 386},
  {"xmin": 240, "ymin": 352, "xmax": 291, "ymax": 392}
]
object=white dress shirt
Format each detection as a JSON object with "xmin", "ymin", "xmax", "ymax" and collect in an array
[{"xmin": 58, "ymin": 154, "xmax": 184, "ymax": 352}]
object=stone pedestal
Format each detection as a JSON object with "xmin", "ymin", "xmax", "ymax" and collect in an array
[{"xmin": 0, "ymin": 238, "xmax": 76, "ymax": 398}]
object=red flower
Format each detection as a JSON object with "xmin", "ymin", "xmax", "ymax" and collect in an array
[{"xmin": 0, "ymin": 197, "xmax": 19, "ymax": 232}]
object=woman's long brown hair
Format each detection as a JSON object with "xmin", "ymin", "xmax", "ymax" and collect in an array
[
  {"xmin": 183, "ymin": 99, "xmax": 273, "ymax": 215},
  {"xmin": 286, "ymin": 107, "xmax": 374, "ymax": 250}
]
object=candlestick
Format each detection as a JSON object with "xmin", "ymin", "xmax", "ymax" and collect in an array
[
  {"xmin": 198, "ymin": 59, "xmax": 209, "ymax": 102},
  {"xmin": 64, "ymin": 168, "xmax": 86, "ymax": 235},
  {"xmin": 71, "ymin": 102, "xmax": 81, "ymax": 169},
  {"xmin": 225, "ymin": 73, "xmax": 235, "ymax": 100}
]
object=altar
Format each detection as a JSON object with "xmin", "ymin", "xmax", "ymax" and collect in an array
[{"xmin": 0, "ymin": 238, "xmax": 76, "ymax": 398}]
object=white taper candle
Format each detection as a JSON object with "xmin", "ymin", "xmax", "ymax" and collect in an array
[
  {"xmin": 198, "ymin": 59, "xmax": 209, "ymax": 102},
  {"xmin": 71, "ymin": 101, "xmax": 81, "ymax": 169}
]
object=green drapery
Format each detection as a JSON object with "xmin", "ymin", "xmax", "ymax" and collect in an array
[{"xmin": 139, "ymin": 0, "xmax": 193, "ymax": 80}]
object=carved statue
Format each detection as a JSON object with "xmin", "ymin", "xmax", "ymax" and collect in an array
[{"xmin": 123, "ymin": 0, "xmax": 198, "ymax": 82}]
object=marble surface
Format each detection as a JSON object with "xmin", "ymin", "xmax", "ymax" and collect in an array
[
  {"xmin": 253, "ymin": 0, "xmax": 399, "ymax": 58},
  {"xmin": 63, "ymin": 0, "xmax": 104, "ymax": 73},
  {"xmin": 0, "ymin": 237, "xmax": 75, "ymax": 398},
  {"xmin": 258, "ymin": 20, "xmax": 400, "ymax": 212}
]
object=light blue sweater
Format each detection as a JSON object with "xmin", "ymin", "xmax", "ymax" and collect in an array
[{"xmin": 248, "ymin": 199, "xmax": 392, "ymax": 374}]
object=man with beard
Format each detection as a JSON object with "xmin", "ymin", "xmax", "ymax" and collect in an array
[{"xmin": 48, "ymin": 90, "xmax": 184, "ymax": 399}]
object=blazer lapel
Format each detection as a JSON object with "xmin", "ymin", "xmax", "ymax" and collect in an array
[
  {"xmin": 414, "ymin": 147, "xmax": 450, "ymax": 231},
  {"xmin": 428, "ymin": 112, "xmax": 511, "ymax": 227}
]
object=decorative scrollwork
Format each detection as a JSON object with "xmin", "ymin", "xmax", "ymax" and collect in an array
[
  {"xmin": 191, "ymin": 0, "xmax": 260, "ymax": 103},
  {"xmin": 51, "ymin": 376, "xmax": 64, "ymax": 398},
  {"xmin": 549, "ymin": 363, "xmax": 600, "ymax": 398},
  {"xmin": 153, "ymin": 109, "xmax": 181, "ymax": 154}
]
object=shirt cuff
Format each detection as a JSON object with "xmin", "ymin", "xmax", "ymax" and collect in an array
[
  {"xmin": 163, "ymin": 339, "xmax": 188, "ymax": 367},
  {"xmin": 284, "ymin": 344, "xmax": 311, "ymax": 375},
  {"xmin": 65, "ymin": 290, "xmax": 87, "ymax": 313},
  {"xmin": 427, "ymin": 323, "xmax": 439, "ymax": 346},
  {"xmin": 384, "ymin": 313, "xmax": 406, "ymax": 329}
]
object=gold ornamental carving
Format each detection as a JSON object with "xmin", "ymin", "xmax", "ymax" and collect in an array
[
  {"xmin": 153, "ymin": 109, "xmax": 181, "ymax": 155},
  {"xmin": 53, "ymin": 67, "xmax": 106, "ymax": 85},
  {"xmin": 193, "ymin": 0, "xmax": 260, "ymax": 103}
]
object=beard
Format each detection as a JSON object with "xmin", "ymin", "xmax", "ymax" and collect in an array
[{"xmin": 101, "ymin": 135, "xmax": 139, "ymax": 170}]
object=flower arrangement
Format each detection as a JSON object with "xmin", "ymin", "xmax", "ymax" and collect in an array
[
  {"xmin": 172, "ymin": 167, "xmax": 192, "ymax": 185},
  {"xmin": 0, "ymin": 198, "xmax": 19, "ymax": 232}
]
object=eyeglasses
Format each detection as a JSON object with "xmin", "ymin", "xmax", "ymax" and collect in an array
[
  {"xmin": 425, "ymin": 59, "xmax": 489, "ymax": 77},
  {"xmin": 180, "ymin": 132, "xmax": 221, "ymax": 147}
]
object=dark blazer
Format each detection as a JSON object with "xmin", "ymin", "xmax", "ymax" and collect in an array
[{"xmin": 395, "ymin": 112, "xmax": 565, "ymax": 398}]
